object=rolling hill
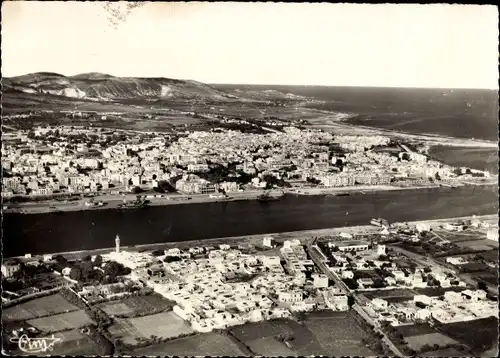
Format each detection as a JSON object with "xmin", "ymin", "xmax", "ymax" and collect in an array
[{"xmin": 2, "ymin": 72, "xmax": 237, "ymax": 102}]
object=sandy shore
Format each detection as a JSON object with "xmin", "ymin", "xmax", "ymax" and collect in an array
[{"xmin": 12, "ymin": 214, "xmax": 497, "ymax": 261}]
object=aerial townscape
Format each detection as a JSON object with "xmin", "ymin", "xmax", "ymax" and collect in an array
[{"xmin": 1, "ymin": 2, "xmax": 499, "ymax": 357}]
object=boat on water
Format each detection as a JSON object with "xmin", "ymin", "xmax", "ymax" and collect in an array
[
  {"xmin": 336, "ymin": 192, "xmax": 351, "ymax": 197},
  {"xmin": 118, "ymin": 200, "xmax": 150, "ymax": 209},
  {"xmin": 256, "ymin": 191, "xmax": 281, "ymax": 202},
  {"xmin": 371, "ymin": 217, "xmax": 389, "ymax": 227}
]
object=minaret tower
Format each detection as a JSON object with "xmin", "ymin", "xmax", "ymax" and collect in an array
[{"xmin": 115, "ymin": 234, "xmax": 120, "ymax": 253}]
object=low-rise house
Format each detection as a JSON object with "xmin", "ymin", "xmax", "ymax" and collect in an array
[
  {"xmin": 392, "ymin": 270, "xmax": 406, "ymax": 281},
  {"xmin": 312, "ymin": 273, "xmax": 329, "ymax": 288},
  {"xmin": 335, "ymin": 240, "xmax": 370, "ymax": 252},
  {"xmin": 371, "ymin": 298, "xmax": 388, "ymax": 310},
  {"xmin": 385, "ymin": 276, "xmax": 396, "ymax": 286},
  {"xmin": 357, "ymin": 278, "xmax": 374, "ymax": 289},
  {"xmin": 262, "ymin": 237, "xmax": 274, "ymax": 248},
  {"xmin": 444, "ymin": 223, "xmax": 464, "ymax": 232},
  {"xmin": 444, "ymin": 291, "xmax": 463, "ymax": 303},
  {"xmin": 415, "ymin": 308, "xmax": 432, "ymax": 320},
  {"xmin": 278, "ymin": 290, "xmax": 303, "ymax": 303},
  {"xmin": 342, "ymin": 270, "xmax": 354, "ymax": 279},
  {"xmin": 446, "ymin": 256, "xmax": 469, "ymax": 265}
]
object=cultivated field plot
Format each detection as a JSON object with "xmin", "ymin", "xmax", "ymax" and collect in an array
[
  {"xmin": 246, "ymin": 336, "xmax": 297, "ymax": 356},
  {"xmin": 432, "ymin": 228, "xmax": 486, "ymax": 243},
  {"xmin": 476, "ymin": 250, "xmax": 499, "ymax": 263},
  {"xmin": 230, "ymin": 318, "xmax": 326, "ymax": 356},
  {"xmin": 304, "ymin": 311, "xmax": 375, "ymax": 356},
  {"xmin": 363, "ymin": 289, "xmax": 416, "ymax": 300},
  {"xmin": 3, "ymin": 294, "xmax": 79, "ymax": 322},
  {"xmin": 26, "ymin": 310, "xmax": 94, "ymax": 333},
  {"xmin": 47, "ymin": 328, "xmax": 102, "ymax": 356},
  {"xmin": 422, "ymin": 347, "xmax": 472, "ymax": 357},
  {"xmin": 474, "ymin": 271, "xmax": 499, "ymax": 285},
  {"xmin": 437, "ymin": 317, "xmax": 499, "ymax": 352},
  {"xmin": 396, "ymin": 323, "xmax": 437, "ymax": 337},
  {"xmin": 109, "ymin": 311, "xmax": 194, "ymax": 345},
  {"xmin": 129, "ymin": 332, "xmax": 245, "ymax": 356},
  {"xmin": 96, "ymin": 294, "xmax": 175, "ymax": 316},
  {"xmin": 413, "ymin": 286, "xmax": 465, "ymax": 297},
  {"xmin": 457, "ymin": 239, "xmax": 498, "ymax": 250},
  {"xmin": 405, "ymin": 332, "xmax": 458, "ymax": 351},
  {"xmin": 230, "ymin": 320, "xmax": 295, "ymax": 342}
]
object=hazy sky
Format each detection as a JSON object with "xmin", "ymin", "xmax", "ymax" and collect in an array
[{"xmin": 2, "ymin": 2, "xmax": 498, "ymax": 88}]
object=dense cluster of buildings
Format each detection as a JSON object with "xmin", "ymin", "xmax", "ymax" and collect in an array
[
  {"xmin": 367, "ymin": 289, "xmax": 498, "ymax": 326},
  {"xmin": 2, "ymin": 124, "xmax": 488, "ymax": 198},
  {"xmin": 97, "ymin": 238, "xmax": 348, "ymax": 333},
  {"xmin": 318, "ymin": 238, "xmax": 468, "ymax": 291}
]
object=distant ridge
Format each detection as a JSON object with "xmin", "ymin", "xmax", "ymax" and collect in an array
[{"xmin": 3, "ymin": 72, "xmax": 234, "ymax": 101}]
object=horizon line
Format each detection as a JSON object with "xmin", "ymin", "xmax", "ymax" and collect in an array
[{"xmin": 4, "ymin": 71, "xmax": 498, "ymax": 91}]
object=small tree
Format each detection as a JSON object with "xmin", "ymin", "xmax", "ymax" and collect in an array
[
  {"xmin": 69, "ymin": 267, "xmax": 83, "ymax": 281},
  {"xmin": 131, "ymin": 186, "xmax": 143, "ymax": 194},
  {"xmin": 94, "ymin": 255, "xmax": 103, "ymax": 267}
]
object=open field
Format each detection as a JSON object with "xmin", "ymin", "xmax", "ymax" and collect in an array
[
  {"xmin": 245, "ymin": 336, "xmax": 297, "ymax": 356},
  {"xmin": 2, "ymin": 294, "xmax": 79, "ymax": 322},
  {"xmin": 304, "ymin": 311, "xmax": 376, "ymax": 356},
  {"xmin": 432, "ymin": 228, "xmax": 489, "ymax": 243},
  {"xmin": 474, "ymin": 271, "xmax": 499, "ymax": 286},
  {"xmin": 363, "ymin": 289, "xmax": 415, "ymax": 300},
  {"xmin": 405, "ymin": 332, "xmax": 459, "ymax": 351},
  {"xmin": 26, "ymin": 310, "xmax": 94, "ymax": 333},
  {"xmin": 420, "ymin": 347, "xmax": 472, "ymax": 357},
  {"xmin": 428, "ymin": 145, "xmax": 499, "ymax": 174},
  {"xmin": 96, "ymin": 294, "xmax": 175, "ymax": 317},
  {"xmin": 436, "ymin": 317, "xmax": 499, "ymax": 352},
  {"xmin": 109, "ymin": 311, "xmax": 194, "ymax": 345},
  {"xmin": 457, "ymin": 239, "xmax": 498, "ymax": 250},
  {"xmin": 45, "ymin": 328, "xmax": 103, "ymax": 356},
  {"xmin": 230, "ymin": 318, "xmax": 326, "ymax": 355},
  {"xmin": 129, "ymin": 332, "xmax": 246, "ymax": 356},
  {"xmin": 475, "ymin": 250, "xmax": 499, "ymax": 263},
  {"xmin": 396, "ymin": 323, "xmax": 437, "ymax": 337},
  {"xmin": 412, "ymin": 286, "xmax": 465, "ymax": 297}
]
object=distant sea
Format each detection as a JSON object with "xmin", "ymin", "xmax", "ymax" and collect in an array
[{"xmin": 215, "ymin": 85, "xmax": 499, "ymax": 142}]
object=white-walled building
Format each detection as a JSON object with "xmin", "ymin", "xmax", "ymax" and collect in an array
[
  {"xmin": 278, "ymin": 290, "xmax": 303, "ymax": 303},
  {"xmin": 262, "ymin": 237, "xmax": 274, "ymax": 248},
  {"xmin": 1, "ymin": 263, "xmax": 21, "ymax": 278},
  {"xmin": 312, "ymin": 273, "xmax": 329, "ymax": 288}
]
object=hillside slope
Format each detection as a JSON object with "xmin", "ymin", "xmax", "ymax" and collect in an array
[{"xmin": 2, "ymin": 72, "xmax": 237, "ymax": 101}]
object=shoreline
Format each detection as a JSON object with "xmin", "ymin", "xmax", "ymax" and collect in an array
[
  {"xmin": 3, "ymin": 180, "xmax": 497, "ymax": 215},
  {"xmin": 10, "ymin": 214, "xmax": 498, "ymax": 260}
]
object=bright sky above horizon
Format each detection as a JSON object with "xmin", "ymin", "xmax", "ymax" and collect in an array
[{"xmin": 2, "ymin": 2, "xmax": 498, "ymax": 89}]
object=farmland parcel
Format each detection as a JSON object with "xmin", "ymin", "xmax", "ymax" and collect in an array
[
  {"xmin": 3, "ymin": 294, "xmax": 79, "ymax": 322},
  {"xmin": 109, "ymin": 311, "xmax": 194, "ymax": 345},
  {"xmin": 129, "ymin": 332, "xmax": 246, "ymax": 356}
]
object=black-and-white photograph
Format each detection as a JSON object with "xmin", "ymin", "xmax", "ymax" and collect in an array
[{"xmin": 1, "ymin": 2, "xmax": 498, "ymax": 357}]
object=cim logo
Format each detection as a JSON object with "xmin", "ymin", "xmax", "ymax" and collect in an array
[{"xmin": 10, "ymin": 334, "xmax": 62, "ymax": 354}]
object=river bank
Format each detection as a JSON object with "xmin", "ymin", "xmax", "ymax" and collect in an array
[
  {"xmin": 10, "ymin": 214, "xmax": 497, "ymax": 261},
  {"xmin": 2, "ymin": 189, "xmax": 285, "ymax": 215},
  {"xmin": 4, "ymin": 178, "xmax": 496, "ymax": 215}
]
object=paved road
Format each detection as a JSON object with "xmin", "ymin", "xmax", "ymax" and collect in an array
[{"xmin": 307, "ymin": 241, "xmax": 404, "ymax": 356}]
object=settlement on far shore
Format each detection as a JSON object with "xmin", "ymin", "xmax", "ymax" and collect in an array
[{"xmin": 2, "ymin": 124, "xmax": 495, "ymax": 215}]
